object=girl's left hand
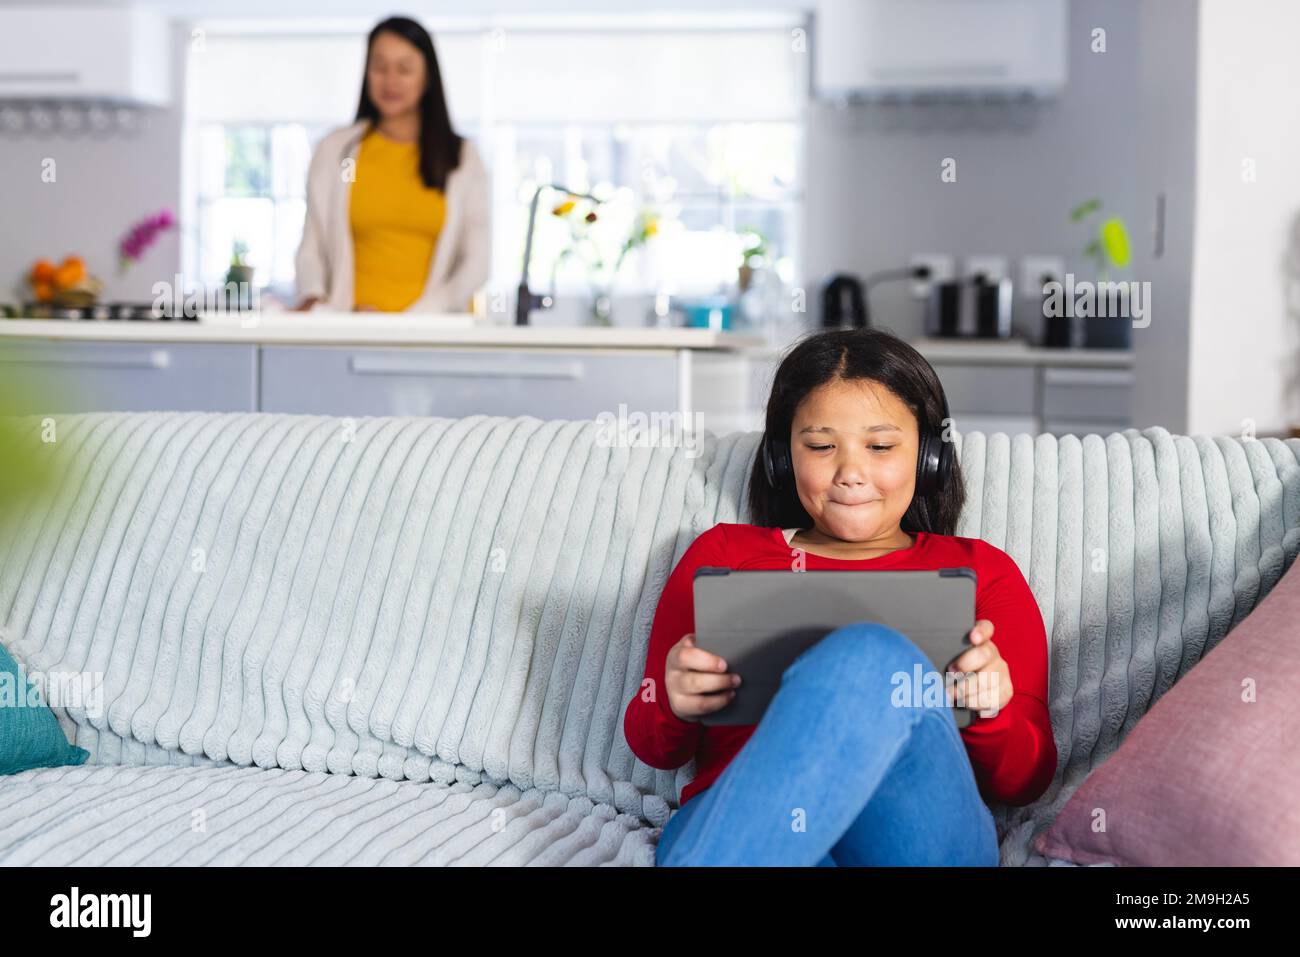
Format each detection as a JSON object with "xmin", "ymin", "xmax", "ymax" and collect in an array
[{"xmin": 946, "ymin": 619, "xmax": 1014, "ymax": 717}]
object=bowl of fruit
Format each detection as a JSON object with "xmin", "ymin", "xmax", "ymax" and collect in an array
[{"xmin": 25, "ymin": 255, "xmax": 104, "ymax": 314}]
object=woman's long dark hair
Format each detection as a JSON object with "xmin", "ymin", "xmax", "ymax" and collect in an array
[
  {"xmin": 355, "ymin": 16, "xmax": 463, "ymax": 191},
  {"xmin": 747, "ymin": 327, "xmax": 966, "ymax": 536}
]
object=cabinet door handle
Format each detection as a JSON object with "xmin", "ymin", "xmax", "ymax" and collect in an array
[
  {"xmin": 0, "ymin": 71, "xmax": 81, "ymax": 86},
  {"xmin": 0, "ymin": 348, "xmax": 170, "ymax": 369},
  {"xmin": 1042, "ymin": 368, "xmax": 1134, "ymax": 388},
  {"xmin": 1044, "ymin": 421, "xmax": 1130, "ymax": 436},
  {"xmin": 1153, "ymin": 191, "xmax": 1166, "ymax": 259},
  {"xmin": 348, "ymin": 355, "xmax": 584, "ymax": 379}
]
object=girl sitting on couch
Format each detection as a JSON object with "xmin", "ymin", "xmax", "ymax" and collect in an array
[{"xmin": 624, "ymin": 327, "xmax": 1057, "ymax": 866}]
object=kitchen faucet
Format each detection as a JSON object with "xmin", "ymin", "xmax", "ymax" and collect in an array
[{"xmin": 516, "ymin": 183, "xmax": 602, "ymax": 326}]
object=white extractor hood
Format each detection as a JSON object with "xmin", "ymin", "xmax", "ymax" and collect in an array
[{"xmin": 0, "ymin": 6, "xmax": 171, "ymax": 106}]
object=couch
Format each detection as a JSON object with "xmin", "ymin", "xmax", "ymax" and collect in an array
[{"xmin": 0, "ymin": 411, "xmax": 1296, "ymax": 866}]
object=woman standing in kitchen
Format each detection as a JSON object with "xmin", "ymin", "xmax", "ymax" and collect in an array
[{"xmin": 293, "ymin": 16, "xmax": 490, "ymax": 313}]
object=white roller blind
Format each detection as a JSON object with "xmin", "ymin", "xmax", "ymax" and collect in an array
[
  {"xmin": 186, "ymin": 23, "xmax": 803, "ymax": 126},
  {"xmin": 483, "ymin": 29, "xmax": 804, "ymax": 123}
]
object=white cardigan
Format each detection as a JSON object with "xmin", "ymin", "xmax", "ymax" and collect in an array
[{"xmin": 294, "ymin": 119, "xmax": 491, "ymax": 313}]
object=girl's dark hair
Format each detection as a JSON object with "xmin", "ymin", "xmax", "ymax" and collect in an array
[
  {"xmin": 747, "ymin": 327, "xmax": 965, "ymax": 536},
  {"xmin": 355, "ymin": 16, "xmax": 463, "ymax": 191}
]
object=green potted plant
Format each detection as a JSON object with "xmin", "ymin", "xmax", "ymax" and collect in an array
[
  {"xmin": 1071, "ymin": 198, "xmax": 1134, "ymax": 348},
  {"xmin": 225, "ymin": 240, "xmax": 255, "ymax": 309},
  {"xmin": 737, "ymin": 227, "xmax": 770, "ymax": 293}
]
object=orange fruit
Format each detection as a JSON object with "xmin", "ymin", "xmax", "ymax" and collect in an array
[
  {"xmin": 32, "ymin": 280, "xmax": 53, "ymax": 302},
  {"xmin": 30, "ymin": 259, "xmax": 56, "ymax": 283},
  {"xmin": 54, "ymin": 261, "xmax": 84, "ymax": 289}
]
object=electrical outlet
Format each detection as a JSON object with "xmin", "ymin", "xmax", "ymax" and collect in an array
[
  {"xmin": 909, "ymin": 254, "xmax": 955, "ymax": 298},
  {"xmin": 1019, "ymin": 256, "xmax": 1065, "ymax": 299},
  {"xmin": 964, "ymin": 256, "xmax": 1009, "ymax": 284}
]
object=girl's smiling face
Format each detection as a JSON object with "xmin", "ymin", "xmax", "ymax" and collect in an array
[{"xmin": 789, "ymin": 377, "xmax": 919, "ymax": 546}]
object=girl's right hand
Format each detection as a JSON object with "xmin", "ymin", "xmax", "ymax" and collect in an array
[{"xmin": 665, "ymin": 633, "xmax": 742, "ymax": 722}]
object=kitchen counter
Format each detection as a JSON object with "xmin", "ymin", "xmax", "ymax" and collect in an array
[
  {"xmin": 751, "ymin": 335, "xmax": 1133, "ymax": 367},
  {"xmin": 0, "ymin": 311, "xmax": 765, "ymax": 428},
  {"xmin": 0, "ymin": 315, "xmax": 1134, "ymax": 437},
  {"xmin": 0, "ymin": 311, "xmax": 768, "ymax": 352},
  {"xmin": 742, "ymin": 334, "xmax": 1136, "ymax": 438},
  {"xmin": 909, "ymin": 336, "xmax": 1133, "ymax": 366}
]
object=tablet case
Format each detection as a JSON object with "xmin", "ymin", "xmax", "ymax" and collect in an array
[{"xmin": 691, "ymin": 567, "xmax": 977, "ymax": 728}]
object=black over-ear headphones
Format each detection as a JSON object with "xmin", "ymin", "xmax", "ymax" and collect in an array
[{"xmin": 762, "ymin": 405, "xmax": 954, "ymax": 498}]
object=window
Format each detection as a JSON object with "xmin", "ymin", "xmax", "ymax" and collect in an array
[
  {"xmin": 184, "ymin": 16, "xmax": 806, "ymax": 305},
  {"xmin": 497, "ymin": 121, "xmax": 799, "ymax": 299},
  {"xmin": 192, "ymin": 123, "xmax": 320, "ymax": 292}
]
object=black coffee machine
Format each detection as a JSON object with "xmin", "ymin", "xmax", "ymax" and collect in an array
[{"xmin": 925, "ymin": 274, "xmax": 1013, "ymax": 339}]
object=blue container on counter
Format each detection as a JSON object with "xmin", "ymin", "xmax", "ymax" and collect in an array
[{"xmin": 680, "ymin": 297, "xmax": 733, "ymax": 330}]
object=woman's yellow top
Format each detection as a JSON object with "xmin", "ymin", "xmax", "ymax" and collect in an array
[{"xmin": 349, "ymin": 130, "xmax": 447, "ymax": 312}]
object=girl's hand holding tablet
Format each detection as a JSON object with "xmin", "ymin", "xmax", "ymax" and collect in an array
[
  {"xmin": 945, "ymin": 619, "xmax": 1014, "ymax": 717},
  {"xmin": 665, "ymin": 633, "xmax": 742, "ymax": 722},
  {"xmin": 665, "ymin": 617, "xmax": 1011, "ymax": 723}
]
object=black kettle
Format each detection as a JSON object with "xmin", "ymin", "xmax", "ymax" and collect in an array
[{"xmin": 821, "ymin": 274, "xmax": 867, "ymax": 329}]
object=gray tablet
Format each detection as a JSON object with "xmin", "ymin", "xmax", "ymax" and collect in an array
[{"xmin": 692, "ymin": 567, "xmax": 978, "ymax": 728}]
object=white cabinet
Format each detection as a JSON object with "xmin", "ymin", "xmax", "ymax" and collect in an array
[
  {"xmin": 0, "ymin": 342, "xmax": 256, "ymax": 413},
  {"xmin": 0, "ymin": 7, "xmax": 170, "ymax": 105},
  {"xmin": 1041, "ymin": 367, "xmax": 1135, "ymax": 423},
  {"xmin": 256, "ymin": 344, "xmax": 760, "ymax": 427},
  {"xmin": 1041, "ymin": 367, "xmax": 1135, "ymax": 437},
  {"xmin": 909, "ymin": 356, "xmax": 1134, "ymax": 438},
  {"xmin": 259, "ymin": 346, "xmax": 684, "ymax": 420},
  {"xmin": 739, "ymin": 346, "xmax": 1136, "ymax": 439},
  {"xmin": 0, "ymin": 329, "xmax": 758, "ymax": 422},
  {"xmin": 930, "ymin": 364, "xmax": 1037, "ymax": 417}
]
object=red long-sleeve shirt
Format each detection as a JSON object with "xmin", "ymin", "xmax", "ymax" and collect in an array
[{"xmin": 623, "ymin": 522, "xmax": 1058, "ymax": 808}]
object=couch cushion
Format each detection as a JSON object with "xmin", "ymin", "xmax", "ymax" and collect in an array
[
  {"xmin": 0, "ymin": 762, "xmax": 656, "ymax": 865},
  {"xmin": 1034, "ymin": 553, "xmax": 1300, "ymax": 865},
  {"xmin": 0, "ymin": 636, "xmax": 89, "ymax": 775}
]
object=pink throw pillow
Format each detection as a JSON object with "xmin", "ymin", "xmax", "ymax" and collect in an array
[{"xmin": 1036, "ymin": 556, "xmax": 1300, "ymax": 866}]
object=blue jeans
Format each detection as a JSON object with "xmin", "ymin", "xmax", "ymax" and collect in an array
[{"xmin": 654, "ymin": 622, "xmax": 1001, "ymax": 866}]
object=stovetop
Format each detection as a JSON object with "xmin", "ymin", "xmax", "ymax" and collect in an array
[{"xmin": 3, "ymin": 302, "xmax": 218, "ymax": 321}]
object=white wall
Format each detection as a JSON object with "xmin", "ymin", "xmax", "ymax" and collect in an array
[
  {"xmin": 1187, "ymin": 0, "xmax": 1300, "ymax": 436},
  {"xmin": 0, "ymin": 18, "xmax": 187, "ymax": 304},
  {"xmin": 802, "ymin": 0, "xmax": 1146, "ymax": 345},
  {"xmin": 1128, "ymin": 0, "xmax": 1198, "ymax": 435}
]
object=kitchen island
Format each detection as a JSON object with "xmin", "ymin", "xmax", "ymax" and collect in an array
[
  {"xmin": 0, "ymin": 312, "xmax": 768, "ymax": 434},
  {"xmin": 1, "ymin": 313, "xmax": 1138, "ymax": 438}
]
